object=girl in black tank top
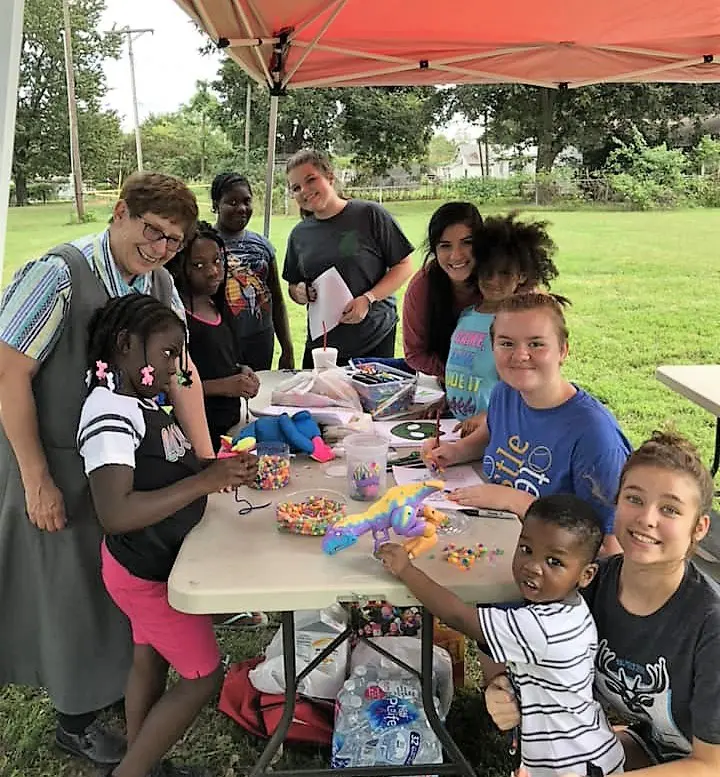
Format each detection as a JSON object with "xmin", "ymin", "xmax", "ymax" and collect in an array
[{"xmin": 166, "ymin": 222, "xmax": 260, "ymax": 451}]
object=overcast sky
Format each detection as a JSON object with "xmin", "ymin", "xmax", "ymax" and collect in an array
[{"xmin": 100, "ymin": 0, "xmax": 220, "ymax": 130}]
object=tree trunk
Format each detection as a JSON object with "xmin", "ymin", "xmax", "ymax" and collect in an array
[
  {"xmin": 535, "ymin": 88, "xmax": 561, "ymax": 204},
  {"xmin": 14, "ymin": 168, "xmax": 28, "ymax": 207}
]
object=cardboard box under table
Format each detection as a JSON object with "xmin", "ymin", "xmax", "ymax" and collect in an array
[{"xmin": 168, "ymin": 462, "xmax": 520, "ymax": 777}]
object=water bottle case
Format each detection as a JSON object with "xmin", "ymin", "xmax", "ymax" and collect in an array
[{"xmin": 331, "ymin": 664, "xmax": 444, "ymax": 770}]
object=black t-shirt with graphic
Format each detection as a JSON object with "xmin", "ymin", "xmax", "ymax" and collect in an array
[
  {"xmin": 218, "ymin": 228, "xmax": 276, "ymax": 338},
  {"xmin": 583, "ymin": 554, "xmax": 720, "ymax": 761},
  {"xmin": 77, "ymin": 387, "xmax": 207, "ymax": 582},
  {"xmin": 282, "ymin": 199, "xmax": 413, "ymax": 361}
]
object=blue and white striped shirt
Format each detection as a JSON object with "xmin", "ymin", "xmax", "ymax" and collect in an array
[{"xmin": 0, "ymin": 229, "xmax": 184, "ymax": 362}]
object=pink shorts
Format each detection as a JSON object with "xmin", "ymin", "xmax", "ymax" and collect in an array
[{"xmin": 101, "ymin": 541, "xmax": 220, "ymax": 679}]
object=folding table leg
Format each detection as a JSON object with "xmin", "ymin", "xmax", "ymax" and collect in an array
[
  {"xmin": 247, "ymin": 608, "xmax": 476, "ymax": 777},
  {"xmin": 419, "ymin": 612, "xmax": 476, "ymax": 777},
  {"xmin": 249, "ymin": 611, "xmax": 298, "ymax": 776},
  {"xmin": 712, "ymin": 418, "xmax": 720, "ymax": 477}
]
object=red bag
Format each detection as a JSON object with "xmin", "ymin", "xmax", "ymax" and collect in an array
[{"xmin": 218, "ymin": 657, "xmax": 334, "ymax": 746}]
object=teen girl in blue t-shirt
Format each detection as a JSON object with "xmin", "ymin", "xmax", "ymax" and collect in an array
[{"xmin": 426, "ymin": 293, "xmax": 631, "ymax": 554}]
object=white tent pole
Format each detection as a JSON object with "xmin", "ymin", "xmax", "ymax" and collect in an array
[
  {"xmin": 0, "ymin": 0, "xmax": 25, "ymax": 282},
  {"xmin": 262, "ymin": 94, "xmax": 279, "ymax": 239}
]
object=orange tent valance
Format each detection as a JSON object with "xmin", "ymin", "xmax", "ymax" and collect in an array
[{"xmin": 174, "ymin": 0, "xmax": 720, "ymax": 89}]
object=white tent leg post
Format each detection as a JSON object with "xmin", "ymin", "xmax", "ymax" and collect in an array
[
  {"xmin": 262, "ymin": 94, "xmax": 279, "ymax": 238},
  {"xmin": 0, "ymin": 0, "xmax": 25, "ymax": 282}
]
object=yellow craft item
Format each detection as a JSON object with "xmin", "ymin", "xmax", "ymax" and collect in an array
[{"xmin": 232, "ymin": 436, "xmax": 256, "ymax": 452}]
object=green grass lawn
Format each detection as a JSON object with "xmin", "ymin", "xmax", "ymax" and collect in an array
[{"xmin": 2, "ymin": 201, "xmax": 720, "ymax": 776}]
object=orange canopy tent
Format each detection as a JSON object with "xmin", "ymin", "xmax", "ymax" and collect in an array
[
  {"xmin": 174, "ymin": 0, "xmax": 720, "ymax": 90},
  {"xmin": 171, "ymin": 0, "xmax": 720, "ymax": 234}
]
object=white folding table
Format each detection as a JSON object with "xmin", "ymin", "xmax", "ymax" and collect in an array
[{"xmin": 169, "ymin": 461, "xmax": 520, "ymax": 777}]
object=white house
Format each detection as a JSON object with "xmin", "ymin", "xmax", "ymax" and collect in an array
[{"xmin": 438, "ymin": 141, "xmax": 582, "ymax": 180}]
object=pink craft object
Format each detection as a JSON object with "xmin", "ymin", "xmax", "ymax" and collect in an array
[
  {"xmin": 310, "ymin": 436, "xmax": 335, "ymax": 463},
  {"xmin": 140, "ymin": 365, "xmax": 155, "ymax": 386},
  {"xmin": 95, "ymin": 360, "xmax": 108, "ymax": 380}
]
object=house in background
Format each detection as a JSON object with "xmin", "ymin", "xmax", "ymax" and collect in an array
[
  {"xmin": 437, "ymin": 141, "xmax": 581, "ymax": 180},
  {"xmin": 437, "ymin": 141, "xmax": 535, "ymax": 180}
]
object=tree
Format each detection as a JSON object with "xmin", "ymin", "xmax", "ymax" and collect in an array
[
  {"xmin": 339, "ymin": 87, "xmax": 443, "ymax": 175},
  {"xmin": 131, "ymin": 110, "xmax": 234, "ymax": 181},
  {"xmin": 213, "ymin": 62, "xmax": 341, "ymax": 160},
  {"xmin": 449, "ymin": 83, "xmax": 720, "ymax": 178},
  {"xmin": 427, "ymin": 134, "xmax": 458, "ymax": 166},
  {"xmin": 212, "ymin": 60, "xmax": 442, "ymax": 174},
  {"xmin": 77, "ymin": 109, "xmax": 124, "ymax": 184},
  {"xmin": 13, "ymin": 0, "xmax": 119, "ymax": 204},
  {"xmin": 693, "ymin": 135, "xmax": 720, "ymax": 175}
]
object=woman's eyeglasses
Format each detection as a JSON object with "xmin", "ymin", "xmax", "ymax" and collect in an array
[{"xmin": 139, "ymin": 218, "xmax": 184, "ymax": 253}]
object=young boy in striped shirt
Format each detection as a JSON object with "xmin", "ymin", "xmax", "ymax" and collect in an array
[{"xmin": 378, "ymin": 493, "xmax": 624, "ymax": 777}]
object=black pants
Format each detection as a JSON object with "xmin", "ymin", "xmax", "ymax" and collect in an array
[
  {"xmin": 236, "ymin": 327, "xmax": 275, "ymax": 371},
  {"xmin": 302, "ymin": 325, "xmax": 397, "ymax": 369}
]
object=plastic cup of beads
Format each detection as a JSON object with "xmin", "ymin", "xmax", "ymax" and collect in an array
[
  {"xmin": 275, "ymin": 489, "xmax": 347, "ymax": 535},
  {"xmin": 344, "ymin": 433, "xmax": 388, "ymax": 501},
  {"xmin": 251, "ymin": 442, "xmax": 291, "ymax": 490},
  {"xmin": 312, "ymin": 347, "xmax": 338, "ymax": 371}
]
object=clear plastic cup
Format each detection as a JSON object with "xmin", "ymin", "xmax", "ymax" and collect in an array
[
  {"xmin": 251, "ymin": 442, "xmax": 291, "ymax": 490},
  {"xmin": 344, "ymin": 433, "xmax": 389, "ymax": 501},
  {"xmin": 312, "ymin": 347, "xmax": 338, "ymax": 370}
]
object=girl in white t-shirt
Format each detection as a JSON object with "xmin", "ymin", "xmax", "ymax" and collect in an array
[{"xmin": 77, "ymin": 294, "xmax": 256, "ymax": 777}]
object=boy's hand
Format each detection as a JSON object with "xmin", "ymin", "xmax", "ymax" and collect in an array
[
  {"xmin": 202, "ymin": 452, "xmax": 258, "ymax": 492},
  {"xmin": 376, "ymin": 543, "xmax": 413, "ymax": 577}
]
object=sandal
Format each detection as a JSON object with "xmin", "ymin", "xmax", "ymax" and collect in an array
[{"xmin": 215, "ymin": 611, "xmax": 269, "ymax": 630}]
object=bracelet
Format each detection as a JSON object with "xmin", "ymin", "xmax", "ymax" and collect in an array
[{"xmin": 363, "ymin": 291, "xmax": 377, "ymax": 305}]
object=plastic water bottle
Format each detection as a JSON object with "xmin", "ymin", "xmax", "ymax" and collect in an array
[{"xmin": 331, "ymin": 665, "xmax": 443, "ymax": 771}]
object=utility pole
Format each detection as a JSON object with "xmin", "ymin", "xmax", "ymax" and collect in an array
[
  {"xmin": 244, "ymin": 83, "xmax": 252, "ymax": 168},
  {"xmin": 114, "ymin": 27, "xmax": 153, "ymax": 172},
  {"xmin": 62, "ymin": 0, "xmax": 85, "ymax": 221}
]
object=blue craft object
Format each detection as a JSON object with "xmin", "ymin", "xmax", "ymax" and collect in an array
[{"xmin": 234, "ymin": 411, "xmax": 334, "ymax": 462}]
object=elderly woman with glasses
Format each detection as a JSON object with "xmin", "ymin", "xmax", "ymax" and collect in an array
[{"xmin": 0, "ymin": 172, "xmax": 213, "ymax": 769}]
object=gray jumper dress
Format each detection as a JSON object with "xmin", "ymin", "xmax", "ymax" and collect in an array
[{"xmin": 0, "ymin": 245, "xmax": 174, "ymax": 714}]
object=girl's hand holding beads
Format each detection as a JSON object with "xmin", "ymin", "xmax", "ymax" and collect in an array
[{"xmin": 202, "ymin": 453, "xmax": 258, "ymax": 492}]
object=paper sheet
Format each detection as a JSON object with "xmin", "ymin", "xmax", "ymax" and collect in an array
[
  {"xmin": 392, "ymin": 464, "xmax": 485, "ymax": 511},
  {"xmin": 308, "ymin": 267, "xmax": 354, "ymax": 341},
  {"xmin": 258, "ymin": 405, "xmax": 359, "ymax": 426},
  {"xmin": 373, "ymin": 418, "xmax": 461, "ymax": 448}
]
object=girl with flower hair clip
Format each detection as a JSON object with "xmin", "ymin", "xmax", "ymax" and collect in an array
[{"xmin": 77, "ymin": 294, "xmax": 257, "ymax": 777}]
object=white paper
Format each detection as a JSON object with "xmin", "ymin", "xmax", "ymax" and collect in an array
[
  {"xmin": 308, "ymin": 267, "xmax": 354, "ymax": 341},
  {"xmin": 258, "ymin": 405, "xmax": 359, "ymax": 426},
  {"xmin": 373, "ymin": 418, "xmax": 461, "ymax": 448},
  {"xmin": 392, "ymin": 464, "xmax": 486, "ymax": 510},
  {"xmin": 413, "ymin": 386, "xmax": 446, "ymax": 405}
]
